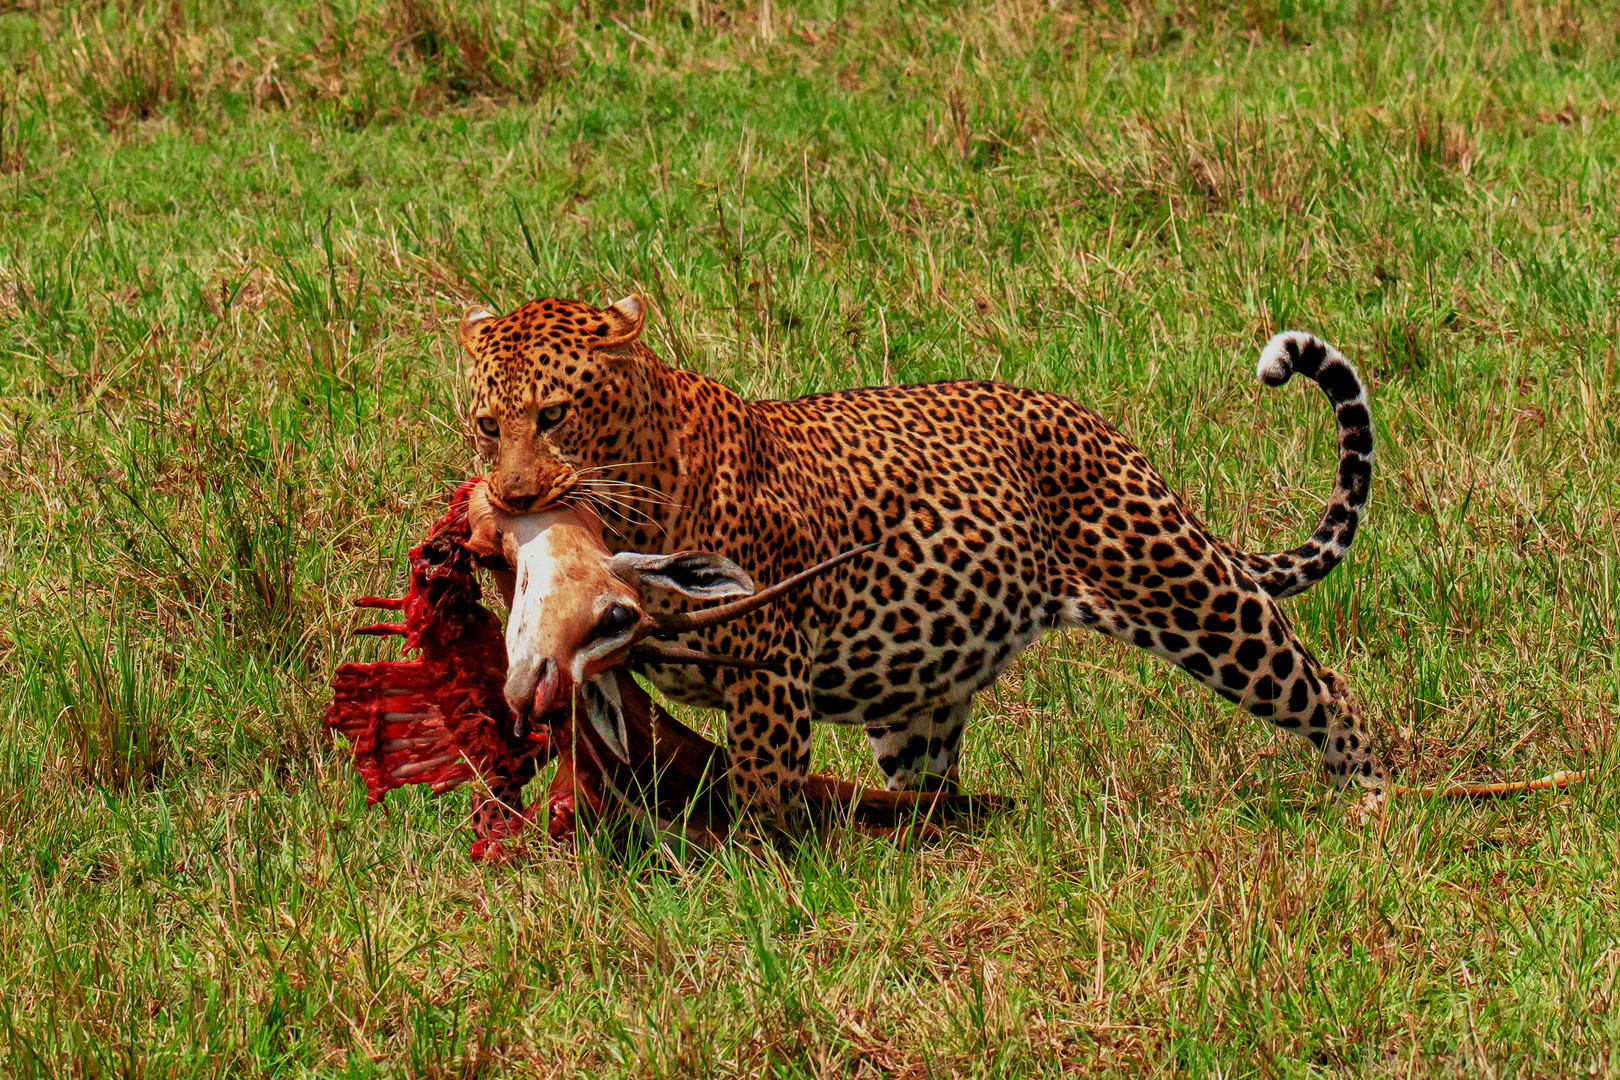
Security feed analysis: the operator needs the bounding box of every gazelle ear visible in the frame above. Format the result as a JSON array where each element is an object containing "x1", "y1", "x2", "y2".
[
  {"x1": 594, "y1": 295, "x2": 646, "y2": 347},
  {"x1": 609, "y1": 551, "x2": 756, "y2": 600},
  {"x1": 459, "y1": 305, "x2": 497, "y2": 355}
]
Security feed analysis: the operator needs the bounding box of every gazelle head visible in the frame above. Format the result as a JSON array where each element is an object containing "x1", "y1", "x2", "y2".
[{"x1": 466, "y1": 485, "x2": 863, "y2": 762}]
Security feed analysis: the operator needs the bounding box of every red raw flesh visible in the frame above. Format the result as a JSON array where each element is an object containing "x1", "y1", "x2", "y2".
[{"x1": 325, "y1": 480, "x2": 551, "y2": 857}]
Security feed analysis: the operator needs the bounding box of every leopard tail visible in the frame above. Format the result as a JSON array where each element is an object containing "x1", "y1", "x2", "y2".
[{"x1": 1238, "y1": 331, "x2": 1374, "y2": 600}]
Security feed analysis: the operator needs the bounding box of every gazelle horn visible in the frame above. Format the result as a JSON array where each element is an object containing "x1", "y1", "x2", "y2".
[
  {"x1": 627, "y1": 643, "x2": 781, "y2": 669},
  {"x1": 650, "y1": 543, "x2": 876, "y2": 634}
]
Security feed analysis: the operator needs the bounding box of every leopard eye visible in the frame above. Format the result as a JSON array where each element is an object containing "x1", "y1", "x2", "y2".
[
  {"x1": 538, "y1": 403, "x2": 567, "y2": 431},
  {"x1": 476, "y1": 417, "x2": 500, "y2": 438}
]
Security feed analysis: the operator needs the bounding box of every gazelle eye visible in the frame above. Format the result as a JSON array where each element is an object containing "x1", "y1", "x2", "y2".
[
  {"x1": 538, "y1": 403, "x2": 567, "y2": 430},
  {"x1": 594, "y1": 603, "x2": 638, "y2": 640},
  {"x1": 476, "y1": 417, "x2": 499, "y2": 438}
]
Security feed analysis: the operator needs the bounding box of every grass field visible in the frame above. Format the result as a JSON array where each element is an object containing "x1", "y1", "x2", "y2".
[{"x1": 2, "y1": 0, "x2": 1619, "y2": 1074}]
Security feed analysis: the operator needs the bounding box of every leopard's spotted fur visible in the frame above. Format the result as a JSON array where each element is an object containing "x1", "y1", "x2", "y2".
[{"x1": 459, "y1": 296, "x2": 1383, "y2": 820}]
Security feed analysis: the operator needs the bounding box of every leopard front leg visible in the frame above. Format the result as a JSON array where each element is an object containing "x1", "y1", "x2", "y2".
[
  {"x1": 723, "y1": 667, "x2": 814, "y2": 832},
  {"x1": 467, "y1": 759, "x2": 540, "y2": 860}
]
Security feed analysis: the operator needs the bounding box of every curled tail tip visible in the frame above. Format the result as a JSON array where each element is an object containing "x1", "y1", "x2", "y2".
[
  {"x1": 1255, "y1": 331, "x2": 1298, "y2": 385},
  {"x1": 1256, "y1": 329, "x2": 1354, "y2": 388}
]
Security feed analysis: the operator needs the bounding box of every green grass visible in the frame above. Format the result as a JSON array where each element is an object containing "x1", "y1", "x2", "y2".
[{"x1": 2, "y1": 0, "x2": 1618, "y2": 1074}]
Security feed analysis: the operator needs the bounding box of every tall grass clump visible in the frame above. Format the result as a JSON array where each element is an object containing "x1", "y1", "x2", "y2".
[{"x1": 51, "y1": 623, "x2": 186, "y2": 793}]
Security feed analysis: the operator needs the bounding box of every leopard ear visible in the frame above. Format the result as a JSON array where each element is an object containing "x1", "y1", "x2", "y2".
[
  {"x1": 459, "y1": 305, "x2": 497, "y2": 356},
  {"x1": 594, "y1": 295, "x2": 646, "y2": 347}
]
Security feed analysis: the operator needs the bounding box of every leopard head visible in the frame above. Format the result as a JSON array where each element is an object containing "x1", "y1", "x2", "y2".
[{"x1": 458, "y1": 295, "x2": 650, "y2": 513}]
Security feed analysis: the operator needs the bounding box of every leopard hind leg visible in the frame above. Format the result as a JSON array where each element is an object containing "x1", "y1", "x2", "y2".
[
  {"x1": 1053, "y1": 573, "x2": 1386, "y2": 794},
  {"x1": 866, "y1": 701, "x2": 970, "y2": 793},
  {"x1": 469, "y1": 762, "x2": 539, "y2": 849}
]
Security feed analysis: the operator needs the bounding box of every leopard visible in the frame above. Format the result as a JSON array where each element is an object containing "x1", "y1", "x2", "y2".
[{"x1": 457, "y1": 294, "x2": 1383, "y2": 826}]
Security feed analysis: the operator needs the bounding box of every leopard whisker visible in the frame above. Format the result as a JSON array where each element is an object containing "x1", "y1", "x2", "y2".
[
  {"x1": 564, "y1": 493, "x2": 630, "y2": 540},
  {"x1": 574, "y1": 477, "x2": 680, "y2": 507},
  {"x1": 564, "y1": 483, "x2": 667, "y2": 538},
  {"x1": 571, "y1": 461, "x2": 660, "y2": 479},
  {"x1": 585, "y1": 491, "x2": 668, "y2": 536},
  {"x1": 574, "y1": 483, "x2": 679, "y2": 507},
  {"x1": 569, "y1": 484, "x2": 648, "y2": 524},
  {"x1": 570, "y1": 464, "x2": 677, "y2": 492},
  {"x1": 587, "y1": 489, "x2": 660, "y2": 522}
]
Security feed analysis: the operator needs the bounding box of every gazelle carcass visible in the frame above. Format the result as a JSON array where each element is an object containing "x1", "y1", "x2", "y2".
[{"x1": 326, "y1": 480, "x2": 1000, "y2": 859}]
